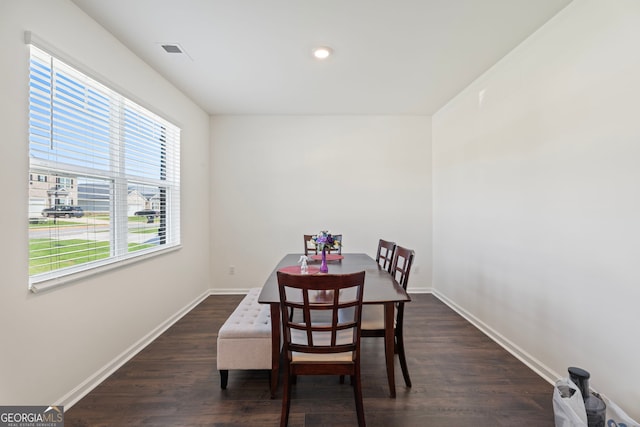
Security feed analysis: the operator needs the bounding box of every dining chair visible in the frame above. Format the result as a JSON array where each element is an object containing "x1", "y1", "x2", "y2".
[
  {"x1": 359, "y1": 245, "x2": 415, "y2": 388},
  {"x1": 375, "y1": 239, "x2": 396, "y2": 273},
  {"x1": 277, "y1": 270, "x2": 367, "y2": 427},
  {"x1": 329, "y1": 234, "x2": 343, "y2": 254},
  {"x1": 303, "y1": 234, "x2": 318, "y2": 256}
]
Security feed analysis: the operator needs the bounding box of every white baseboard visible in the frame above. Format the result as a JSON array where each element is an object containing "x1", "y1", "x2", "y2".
[
  {"x1": 407, "y1": 286, "x2": 433, "y2": 294},
  {"x1": 209, "y1": 288, "x2": 253, "y2": 295},
  {"x1": 432, "y1": 289, "x2": 559, "y2": 386},
  {"x1": 59, "y1": 289, "x2": 211, "y2": 409}
]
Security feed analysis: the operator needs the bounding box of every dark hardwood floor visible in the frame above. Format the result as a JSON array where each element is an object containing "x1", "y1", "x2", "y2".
[{"x1": 65, "y1": 293, "x2": 555, "y2": 426}]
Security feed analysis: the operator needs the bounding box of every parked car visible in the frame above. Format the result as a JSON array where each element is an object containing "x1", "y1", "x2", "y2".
[
  {"x1": 42, "y1": 205, "x2": 84, "y2": 218},
  {"x1": 134, "y1": 209, "x2": 159, "y2": 223},
  {"x1": 134, "y1": 209, "x2": 158, "y2": 217}
]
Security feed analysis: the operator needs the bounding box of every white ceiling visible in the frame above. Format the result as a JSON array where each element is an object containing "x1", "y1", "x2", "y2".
[{"x1": 71, "y1": 0, "x2": 572, "y2": 116}]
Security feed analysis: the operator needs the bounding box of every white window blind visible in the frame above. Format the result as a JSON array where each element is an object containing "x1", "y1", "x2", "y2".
[{"x1": 28, "y1": 45, "x2": 181, "y2": 291}]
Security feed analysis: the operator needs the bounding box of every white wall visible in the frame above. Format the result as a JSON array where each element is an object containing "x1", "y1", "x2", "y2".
[
  {"x1": 0, "y1": 1, "x2": 211, "y2": 406},
  {"x1": 433, "y1": 0, "x2": 640, "y2": 418},
  {"x1": 210, "y1": 115, "x2": 432, "y2": 293}
]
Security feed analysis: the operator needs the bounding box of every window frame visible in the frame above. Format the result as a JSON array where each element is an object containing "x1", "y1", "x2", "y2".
[{"x1": 27, "y1": 33, "x2": 181, "y2": 293}]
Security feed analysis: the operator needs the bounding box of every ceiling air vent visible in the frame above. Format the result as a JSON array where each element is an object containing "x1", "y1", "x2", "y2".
[{"x1": 161, "y1": 44, "x2": 183, "y2": 54}]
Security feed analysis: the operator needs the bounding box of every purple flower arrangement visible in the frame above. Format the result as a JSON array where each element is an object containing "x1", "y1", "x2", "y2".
[{"x1": 312, "y1": 230, "x2": 340, "y2": 252}]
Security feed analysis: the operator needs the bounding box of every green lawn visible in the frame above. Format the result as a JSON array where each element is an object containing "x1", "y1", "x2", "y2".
[
  {"x1": 129, "y1": 215, "x2": 159, "y2": 224},
  {"x1": 29, "y1": 238, "x2": 155, "y2": 275},
  {"x1": 130, "y1": 227, "x2": 159, "y2": 234}
]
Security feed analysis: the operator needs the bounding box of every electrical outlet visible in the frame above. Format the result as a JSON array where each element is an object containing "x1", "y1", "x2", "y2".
[{"x1": 229, "y1": 265, "x2": 235, "y2": 275}]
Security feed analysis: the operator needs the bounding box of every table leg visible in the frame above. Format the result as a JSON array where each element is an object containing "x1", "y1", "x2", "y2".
[
  {"x1": 269, "y1": 303, "x2": 280, "y2": 399},
  {"x1": 384, "y1": 302, "x2": 396, "y2": 398}
]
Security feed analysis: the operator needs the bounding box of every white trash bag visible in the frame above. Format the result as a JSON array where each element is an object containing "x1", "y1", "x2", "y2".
[
  {"x1": 553, "y1": 377, "x2": 588, "y2": 427},
  {"x1": 600, "y1": 394, "x2": 640, "y2": 427}
]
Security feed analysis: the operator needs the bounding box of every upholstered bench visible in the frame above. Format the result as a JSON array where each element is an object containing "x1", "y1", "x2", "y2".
[{"x1": 217, "y1": 288, "x2": 272, "y2": 389}]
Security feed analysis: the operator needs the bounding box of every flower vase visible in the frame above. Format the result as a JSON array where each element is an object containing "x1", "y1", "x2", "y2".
[{"x1": 320, "y1": 248, "x2": 328, "y2": 273}]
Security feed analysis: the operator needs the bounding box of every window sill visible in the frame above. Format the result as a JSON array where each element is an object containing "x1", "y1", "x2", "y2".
[{"x1": 29, "y1": 244, "x2": 183, "y2": 293}]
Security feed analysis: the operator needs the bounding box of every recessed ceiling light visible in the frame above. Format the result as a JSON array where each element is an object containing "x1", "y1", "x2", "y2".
[{"x1": 312, "y1": 46, "x2": 333, "y2": 60}]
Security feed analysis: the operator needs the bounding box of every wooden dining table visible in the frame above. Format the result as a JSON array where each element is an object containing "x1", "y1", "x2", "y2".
[{"x1": 258, "y1": 253, "x2": 411, "y2": 398}]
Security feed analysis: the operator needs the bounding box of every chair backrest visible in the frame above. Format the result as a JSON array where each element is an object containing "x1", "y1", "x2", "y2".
[
  {"x1": 390, "y1": 246, "x2": 414, "y2": 340},
  {"x1": 376, "y1": 239, "x2": 396, "y2": 272},
  {"x1": 277, "y1": 271, "x2": 365, "y2": 357},
  {"x1": 303, "y1": 234, "x2": 318, "y2": 256},
  {"x1": 391, "y1": 246, "x2": 415, "y2": 291},
  {"x1": 329, "y1": 234, "x2": 343, "y2": 254}
]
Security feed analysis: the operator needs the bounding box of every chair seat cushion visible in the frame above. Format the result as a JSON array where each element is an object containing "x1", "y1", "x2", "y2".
[
  {"x1": 340, "y1": 305, "x2": 396, "y2": 331},
  {"x1": 361, "y1": 304, "x2": 385, "y2": 330},
  {"x1": 292, "y1": 351, "x2": 354, "y2": 363}
]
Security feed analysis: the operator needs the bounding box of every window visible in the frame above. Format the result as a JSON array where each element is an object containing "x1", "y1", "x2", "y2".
[
  {"x1": 56, "y1": 176, "x2": 73, "y2": 188},
  {"x1": 28, "y1": 45, "x2": 181, "y2": 291}
]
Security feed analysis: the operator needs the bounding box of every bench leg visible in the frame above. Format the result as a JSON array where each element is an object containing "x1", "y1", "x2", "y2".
[{"x1": 220, "y1": 370, "x2": 229, "y2": 389}]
